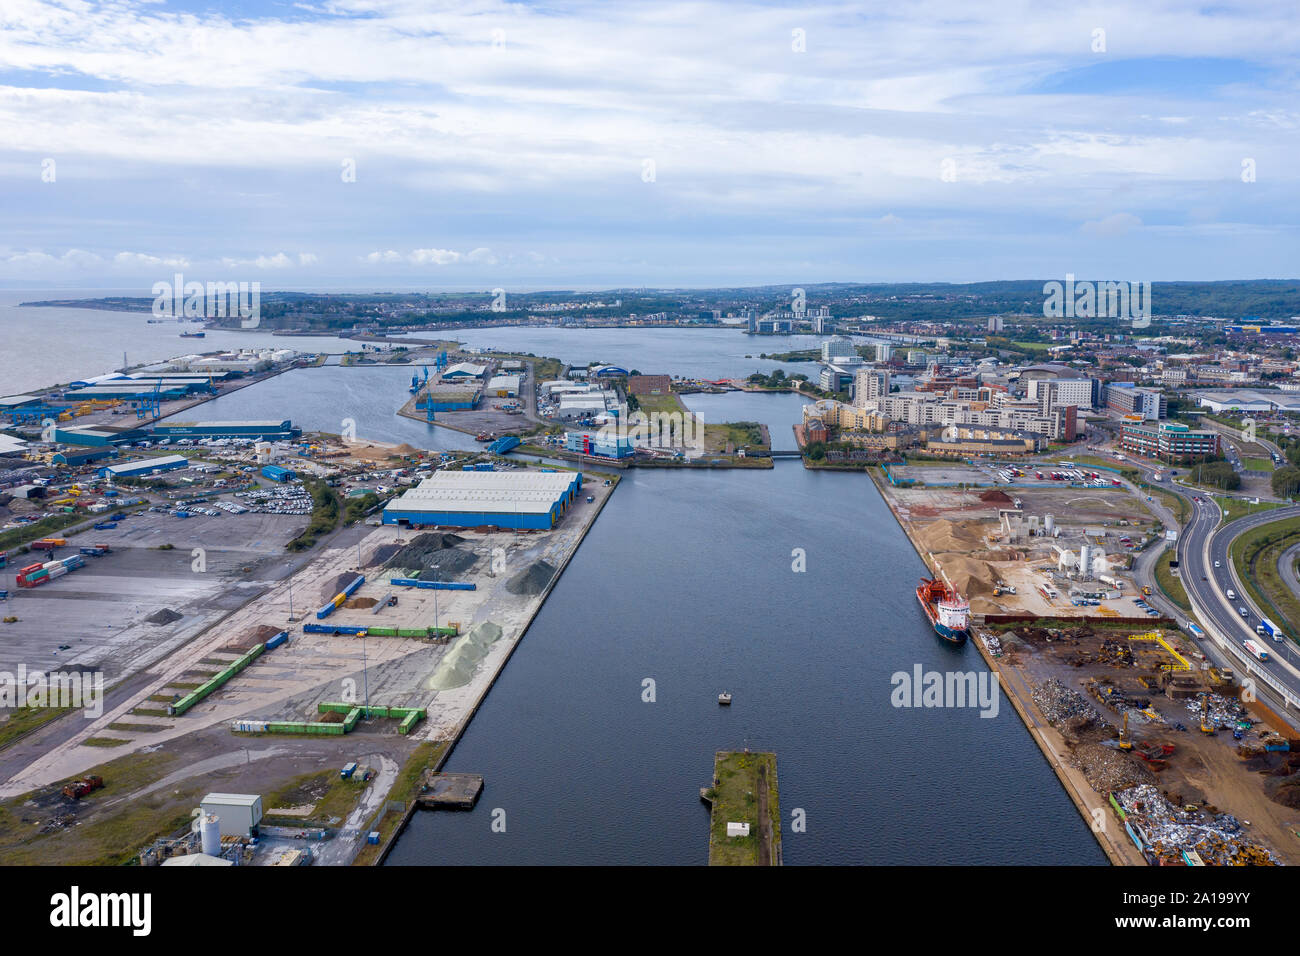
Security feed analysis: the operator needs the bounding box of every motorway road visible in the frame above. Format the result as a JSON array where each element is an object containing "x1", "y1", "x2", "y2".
[{"x1": 1044, "y1": 445, "x2": 1300, "y2": 724}]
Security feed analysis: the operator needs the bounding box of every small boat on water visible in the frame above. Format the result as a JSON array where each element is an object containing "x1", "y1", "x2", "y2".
[
  {"x1": 717, "y1": 692, "x2": 732, "y2": 705},
  {"x1": 179, "y1": 331, "x2": 205, "y2": 338},
  {"x1": 916, "y1": 576, "x2": 970, "y2": 645}
]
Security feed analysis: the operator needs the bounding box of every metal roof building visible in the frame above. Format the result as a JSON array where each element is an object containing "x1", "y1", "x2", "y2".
[
  {"x1": 54, "y1": 423, "x2": 150, "y2": 447},
  {"x1": 486, "y1": 374, "x2": 522, "y2": 397},
  {"x1": 382, "y1": 469, "x2": 582, "y2": 530},
  {"x1": 442, "y1": 362, "x2": 487, "y2": 379},
  {"x1": 99, "y1": 454, "x2": 190, "y2": 478}
]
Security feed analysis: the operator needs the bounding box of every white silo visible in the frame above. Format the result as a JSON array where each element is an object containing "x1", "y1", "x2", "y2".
[
  {"x1": 1078, "y1": 544, "x2": 1091, "y2": 579},
  {"x1": 200, "y1": 813, "x2": 221, "y2": 856},
  {"x1": 1045, "y1": 514, "x2": 1055, "y2": 536}
]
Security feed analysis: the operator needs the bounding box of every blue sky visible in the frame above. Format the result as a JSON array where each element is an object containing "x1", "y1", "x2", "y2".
[{"x1": 0, "y1": 0, "x2": 1296, "y2": 290}]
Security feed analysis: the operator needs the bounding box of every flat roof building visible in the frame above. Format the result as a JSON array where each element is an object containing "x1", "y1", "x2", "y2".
[
  {"x1": 1120, "y1": 421, "x2": 1219, "y2": 462},
  {"x1": 383, "y1": 470, "x2": 581, "y2": 530},
  {"x1": 442, "y1": 362, "x2": 487, "y2": 379},
  {"x1": 486, "y1": 374, "x2": 522, "y2": 397},
  {"x1": 53, "y1": 447, "x2": 118, "y2": 466},
  {"x1": 99, "y1": 454, "x2": 190, "y2": 478},
  {"x1": 54, "y1": 423, "x2": 150, "y2": 447},
  {"x1": 1195, "y1": 388, "x2": 1300, "y2": 415}
]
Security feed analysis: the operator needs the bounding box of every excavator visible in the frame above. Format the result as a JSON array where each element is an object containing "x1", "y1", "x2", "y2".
[
  {"x1": 1199, "y1": 692, "x2": 1216, "y2": 735},
  {"x1": 1118, "y1": 711, "x2": 1133, "y2": 751}
]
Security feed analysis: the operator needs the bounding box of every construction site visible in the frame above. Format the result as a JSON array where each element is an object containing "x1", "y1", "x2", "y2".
[
  {"x1": 886, "y1": 482, "x2": 1165, "y2": 620},
  {"x1": 875, "y1": 471, "x2": 1298, "y2": 866}
]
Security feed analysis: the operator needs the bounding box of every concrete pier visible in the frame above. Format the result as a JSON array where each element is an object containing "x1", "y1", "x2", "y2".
[{"x1": 417, "y1": 772, "x2": 484, "y2": 810}]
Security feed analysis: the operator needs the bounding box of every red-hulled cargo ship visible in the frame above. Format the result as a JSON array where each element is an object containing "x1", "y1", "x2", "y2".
[{"x1": 916, "y1": 577, "x2": 970, "y2": 645}]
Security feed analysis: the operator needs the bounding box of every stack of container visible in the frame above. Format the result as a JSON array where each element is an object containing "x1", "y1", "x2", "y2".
[{"x1": 16, "y1": 554, "x2": 84, "y2": 587}]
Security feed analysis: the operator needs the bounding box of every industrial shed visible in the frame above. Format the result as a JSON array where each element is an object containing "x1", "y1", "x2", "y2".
[
  {"x1": 98, "y1": 454, "x2": 190, "y2": 478},
  {"x1": 54, "y1": 423, "x2": 149, "y2": 447},
  {"x1": 382, "y1": 470, "x2": 581, "y2": 530}
]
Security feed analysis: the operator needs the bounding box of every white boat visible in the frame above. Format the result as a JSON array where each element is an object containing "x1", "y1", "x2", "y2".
[{"x1": 717, "y1": 692, "x2": 732, "y2": 705}]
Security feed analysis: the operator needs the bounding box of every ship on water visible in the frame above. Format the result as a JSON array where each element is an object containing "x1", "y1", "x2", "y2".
[
  {"x1": 179, "y1": 331, "x2": 205, "y2": 338},
  {"x1": 916, "y1": 577, "x2": 970, "y2": 645}
]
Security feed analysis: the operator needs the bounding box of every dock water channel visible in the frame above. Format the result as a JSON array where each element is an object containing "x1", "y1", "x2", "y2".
[{"x1": 19, "y1": 311, "x2": 1106, "y2": 864}]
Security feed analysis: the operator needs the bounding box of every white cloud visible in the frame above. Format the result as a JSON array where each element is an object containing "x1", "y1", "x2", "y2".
[
  {"x1": 362, "y1": 247, "x2": 497, "y2": 267},
  {"x1": 113, "y1": 251, "x2": 190, "y2": 269},
  {"x1": 0, "y1": 1, "x2": 1296, "y2": 281}
]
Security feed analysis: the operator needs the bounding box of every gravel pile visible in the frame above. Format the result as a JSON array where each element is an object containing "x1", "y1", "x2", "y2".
[
  {"x1": 506, "y1": 560, "x2": 557, "y2": 596},
  {"x1": 387, "y1": 533, "x2": 478, "y2": 576}
]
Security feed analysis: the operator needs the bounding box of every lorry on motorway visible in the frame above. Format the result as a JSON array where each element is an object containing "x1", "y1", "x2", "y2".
[
  {"x1": 1243, "y1": 639, "x2": 1270, "y2": 662},
  {"x1": 1187, "y1": 622, "x2": 1205, "y2": 639},
  {"x1": 1257, "y1": 617, "x2": 1284, "y2": 642}
]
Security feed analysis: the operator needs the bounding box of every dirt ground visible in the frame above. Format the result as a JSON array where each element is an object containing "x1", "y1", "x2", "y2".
[
  {"x1": 998, "y1": 622, "x2": 1300, "y2": 864},
  {"x1": 893, "y1": 485, "x2": 1162, "y2": 616}
]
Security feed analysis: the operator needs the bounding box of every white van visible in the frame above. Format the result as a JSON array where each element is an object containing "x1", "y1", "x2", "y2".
[{"x1": 1226, "y1": 588, "x2": 1236, "y2": 601}]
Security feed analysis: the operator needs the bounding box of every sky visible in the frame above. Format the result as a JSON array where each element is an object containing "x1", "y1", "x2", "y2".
[{"x1": 0, "y1": 0, "x2": 1297, "y2": 291}]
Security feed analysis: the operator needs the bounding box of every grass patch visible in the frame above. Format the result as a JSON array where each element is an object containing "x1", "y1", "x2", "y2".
[
  {"x1": 262, "y1": 769, "x2": 368, "y2": 827},
  {"x1": 352, "y1": 739, "x2": 448, "y2": 866},
  {"x1": 130, "y1": 707, "x2": 170, "y2": 718},
  {"x1": 1244, "y1": 457, "x2": 1274, "y2": 472},
  {"x1": 0, "y1": 707, "x2": 72, "y2": 753},
  {"x1": 287, "y1": 477, "x2": 341, "y2": 552},
  {"x1": 107, "y1": 722, "x2": 170, "y2": 734},
  {"x1": 1221, "y1": 499, "x2": 1287, "y2": 523},
  {"x1": 1144, "y1": 485, "x2": 1189, "y2": 526},
  {"x1": 1155, "y1": 549, "x2": 1191, "y2": 614},
  {"x1": 1230, "y1": 515, "x2": 1300, "y2": 637},
  {"x1": 82, "y1": 736, "x2": 130, "y2": 748},
  {"x1": 707, "y1": 750, "x2": 780, "y2": 866},
  {"x1": 0, "y1": 746, "x2": 187, "y2": 865}
]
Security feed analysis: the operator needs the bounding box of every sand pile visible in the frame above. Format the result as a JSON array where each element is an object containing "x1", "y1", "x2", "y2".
[
  {"x1": 916, "y1": 518, "x2": 985, "y2": 553},
  {"x1": 145, "y1": 608, "x2": 182, "y2": 625},
  {"x1": 349, "y1": 442, "x2": 415, "y2": 461},
  {"x1": 934, "y1": 555, "x2": 996, "y2": 599},
  {"x1": 345, "y1": 596, "x2": 378, "y2": 609},
  {"x1": 428, "y1": 622, "x2": 504, "y2": 690},
  {"x1": 506, "y1": 560, "x2": 557, "y2": 596},
  {"x1": 979, "y1": 489, "x2": 1014, "y2": 505}
]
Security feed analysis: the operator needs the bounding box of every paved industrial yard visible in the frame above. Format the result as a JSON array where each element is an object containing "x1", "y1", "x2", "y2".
[
  {"x1": 0, "y1": 511, "x2": 307, "y2": 679},
  {"x1": 0, "y1": 473, "x2": 615, "y2": 817}
]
